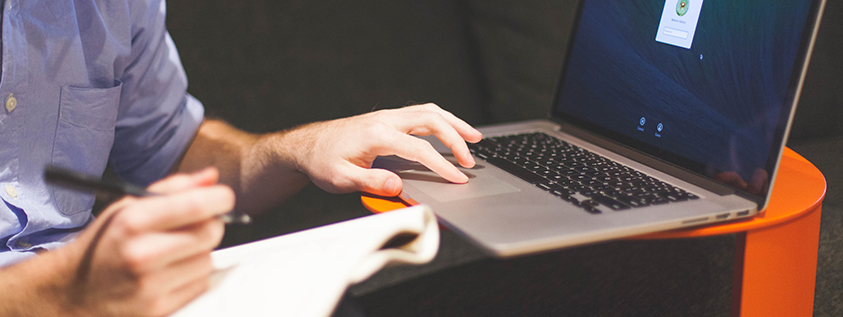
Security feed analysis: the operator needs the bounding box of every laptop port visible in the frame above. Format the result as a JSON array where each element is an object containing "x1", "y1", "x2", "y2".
[
  {"x1": 716, "y1": 213, "x2": 730, "y2": 220},
  {"x1": 736, "y1": 210, "x2": 750, "y2": 217}
]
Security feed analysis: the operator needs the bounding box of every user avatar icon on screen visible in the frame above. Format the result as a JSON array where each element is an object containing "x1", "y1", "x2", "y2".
[{"x1": 676, "y1": 0, "x2": 689, "y2": 16}]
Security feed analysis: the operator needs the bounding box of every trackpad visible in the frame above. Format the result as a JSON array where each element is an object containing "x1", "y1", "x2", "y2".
[
  {"x1": 399, "y1": 169, "x2": 521, "y2": 203},
  {"x1": 374, "y1": 155, "x2": 521, "y2": 202}
]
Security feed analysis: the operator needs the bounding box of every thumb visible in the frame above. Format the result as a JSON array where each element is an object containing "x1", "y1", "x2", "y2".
[{"x1": 346, "y1": 167, "x2": 403, "y2": 197}]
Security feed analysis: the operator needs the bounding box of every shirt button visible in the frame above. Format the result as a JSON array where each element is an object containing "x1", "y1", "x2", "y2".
[
  {"x1": 5, "y1": 184, "x2": 18, "y2": 198},
  {"x1": 5, "y1": 93, "x2": 17, "y2": 112}
]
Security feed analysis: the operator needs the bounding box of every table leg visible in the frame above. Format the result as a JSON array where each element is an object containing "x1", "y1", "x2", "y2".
[{"x1": 732, "y1": 205, "x2": 822, "y2": 317}]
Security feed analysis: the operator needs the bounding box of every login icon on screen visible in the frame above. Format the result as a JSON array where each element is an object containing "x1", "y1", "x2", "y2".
[{"x1": 656, "y1": 0, "x2": 704, "y2": 49}]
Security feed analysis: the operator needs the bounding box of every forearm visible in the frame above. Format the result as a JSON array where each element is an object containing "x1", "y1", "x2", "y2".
[
  {"x1": 0, "y1": 251, "x2": 76, "y2": 316},
  {"x1": 177, "y1": 119, "x2": 311, "y2": 215}
]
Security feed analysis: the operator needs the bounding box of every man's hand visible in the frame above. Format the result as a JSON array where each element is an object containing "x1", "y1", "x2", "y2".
[
  {"x1": 0, "y1": 168, "x2": 234, "y2": 317},
  {"x1": 66, "y1": 168, "x2": 233, "y2": 316},
  {"x1": 285, "y1": 103, "x2": 483, "y2": 196}
]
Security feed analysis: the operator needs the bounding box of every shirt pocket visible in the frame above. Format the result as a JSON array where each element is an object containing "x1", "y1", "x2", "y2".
[{"x1": 51, "y1": 80, "x2": 123, "y2": 215}]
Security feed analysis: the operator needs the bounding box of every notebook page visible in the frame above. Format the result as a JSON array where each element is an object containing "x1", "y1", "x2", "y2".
[{"x1": 171, "y1": 205, "x2": 438, "y2": 317}]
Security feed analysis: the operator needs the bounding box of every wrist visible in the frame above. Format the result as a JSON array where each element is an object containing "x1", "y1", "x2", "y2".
[
  {"x1": 0, "y1": 247, "x2": 81, "y2": 316},
  {"x1": 269, "y1": 121, "x2": 326, "y2": 176}
]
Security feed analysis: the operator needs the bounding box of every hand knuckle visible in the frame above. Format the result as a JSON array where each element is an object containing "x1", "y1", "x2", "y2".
[
  {"x1": 113, "y1": 210, "x2": 143, "y2": 236},
  {"x1": 418, "y1": 111, "x2": 437, "y2": 122},
  {"x1": 369, "y1": 120, "x2": 390, "y2": 132},
  {"x1": 416, "y1": 140, "x2": 439, "y2": 160},
  {"x1": 368, "y1": 110, "x2": 391, "y2": 124},
  {"x1": 202, "y1": 221, "x2": 225, "y2": 246},
  {"x1": 422, "y1": 103, "x2": 441, "y2": 111},
  {"x1": 181, "y1": 193, "x2": 207, "y2": 218},
  {"x1": 440, "y1": 138, "x2": 457, "y2": 149},
  {"x1": 370, "y1": 109, "x2": 387, "y2": 119},
  {"x1": 121, "y1": 245, "x2": 150, "y2": 275}
]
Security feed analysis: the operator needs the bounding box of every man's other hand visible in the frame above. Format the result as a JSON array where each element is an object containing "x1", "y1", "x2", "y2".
[{"x1": 60, "y1": 168, "x2": 233, "y2": 316}]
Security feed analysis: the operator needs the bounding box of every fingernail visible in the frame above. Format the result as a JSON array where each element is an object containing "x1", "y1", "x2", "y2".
[
  {"x1": 457, "y1": 172, "x2": 469, "y2": 183},
  {"x1": 384, "y1": 178, "x2": 399, "y2": 196}
]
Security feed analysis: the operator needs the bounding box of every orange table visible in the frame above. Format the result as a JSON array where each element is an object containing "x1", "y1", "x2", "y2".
[{"x1": 362, "y1": 148, "x2": 826, "y2": 317}]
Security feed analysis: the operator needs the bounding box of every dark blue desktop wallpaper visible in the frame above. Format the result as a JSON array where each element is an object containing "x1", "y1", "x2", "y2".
[{"x1": 555, "y1": 0, "x2": 814, "y2": 195}]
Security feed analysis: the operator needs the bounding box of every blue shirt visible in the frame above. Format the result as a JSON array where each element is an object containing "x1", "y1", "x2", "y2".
[{"x1": 0, "y1": 0, "x2": 204, "y2": 267}]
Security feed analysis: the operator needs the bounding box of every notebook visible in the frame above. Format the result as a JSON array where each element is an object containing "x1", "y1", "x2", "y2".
[
  {"x1": 374, "y1": 0, "x2": 827, "y2": 257},
  {"x1": 172, "y1": 205, "x2": 439, "y2": 317}
]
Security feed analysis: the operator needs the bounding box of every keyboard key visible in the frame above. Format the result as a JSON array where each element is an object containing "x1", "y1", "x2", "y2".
[
  {"x1": 578, "y1": 189, "x2": 599, "y2": 197},
  {"x1": 650, "y1": 198, "x2": 671, "y2": 205},
  {"x1": 581, "y1": 199, "x2": 599, "y2": 208},
  {"x1": 656, "y1": 192, "x2": 689, "y2": 202},
  {"x1": 601, "y1": 189, "x2": 624, "y2": 197},
  {"x1": 485, "y1": 156, "x2": 546, "y2": 184},
  {"x1": 584, "y1": 206, "x2": 603, "y2": 214},
  {"x1": 536, "y1": 183, "x2": 553, "y2": 191},
  {"x1": 551, "y1": 188, "x2": 575, "y2": 197},
  {"x1": 547, "y1": 173, "x2": 566, "y2": 182},
  {"x1": 591, "y1": 194, "x2": 631, "y2": 210},
  {"x1": 476, "y1": 138, "x2": 500, "y2": 149},
  {"x1": 614, "y1": 195, "x2": 650, "y2": 208},
  {"x1": 560, "y1": 195, "x2": 582, "y2": 206}
]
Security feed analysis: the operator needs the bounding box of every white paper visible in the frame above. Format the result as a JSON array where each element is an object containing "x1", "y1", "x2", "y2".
[{"x1": 171, "y1": 205, "x2": 438, "y2": 317}]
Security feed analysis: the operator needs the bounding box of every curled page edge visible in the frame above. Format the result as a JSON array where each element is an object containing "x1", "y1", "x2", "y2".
[{"x1": 347, "y1": 204, "x2": 439, "y2": 284}]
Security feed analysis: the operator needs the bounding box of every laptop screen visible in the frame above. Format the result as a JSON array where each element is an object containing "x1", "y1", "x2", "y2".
[{"x1": 553, "y1": 0, "x2": 822, "y2": 200}]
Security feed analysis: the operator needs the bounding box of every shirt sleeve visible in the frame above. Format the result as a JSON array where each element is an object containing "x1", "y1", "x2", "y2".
[{"x1": 108, "y1": 0, "x2": 205, "y2": 186}]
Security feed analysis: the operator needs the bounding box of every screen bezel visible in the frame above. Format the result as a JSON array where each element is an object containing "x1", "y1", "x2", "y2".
[{"x1": 548, "y1": 0, "x2": 827, "y2": 207}]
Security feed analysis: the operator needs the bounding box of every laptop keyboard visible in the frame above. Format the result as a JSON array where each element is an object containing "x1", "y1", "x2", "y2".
[{"x1": 467, "y1": 132, "x2": 698, "y2": 214}]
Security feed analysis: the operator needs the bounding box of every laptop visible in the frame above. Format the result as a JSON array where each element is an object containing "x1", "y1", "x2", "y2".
[{"x1": 374, "y1": 0, "x2": 827, "y2": 257}]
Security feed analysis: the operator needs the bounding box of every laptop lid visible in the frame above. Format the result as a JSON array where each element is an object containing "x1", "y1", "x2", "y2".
[{"x1": 550, "y1": 0, "x2": 826, "y2": 210}]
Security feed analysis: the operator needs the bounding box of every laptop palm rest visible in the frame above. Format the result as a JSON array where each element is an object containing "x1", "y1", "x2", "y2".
[{"x1": 374, "y1": 156, "x2": 521, "y2": 203}]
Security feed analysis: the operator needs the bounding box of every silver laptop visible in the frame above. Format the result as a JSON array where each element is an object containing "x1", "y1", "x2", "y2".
[{"x1": 375, "y1": 0, "x2": 827, "y2": 257}]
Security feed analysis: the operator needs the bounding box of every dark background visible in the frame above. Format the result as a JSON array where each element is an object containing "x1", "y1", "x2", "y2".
[{"x1": 166, "y1": 0, "x2": 842, "y2": 315}]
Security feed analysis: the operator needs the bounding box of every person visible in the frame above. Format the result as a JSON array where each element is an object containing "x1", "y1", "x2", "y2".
[{"x1": 0, "y1": 0, "x2": 481, "y2": 315}]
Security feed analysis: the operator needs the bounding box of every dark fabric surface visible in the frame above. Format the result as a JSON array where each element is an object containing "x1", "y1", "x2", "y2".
[
  {"x1": 356, "y1": 236, "x2": 735, "y2": 317},
  {"x1": 167, "y1": 0, "x2": 487, "y2": 132},
  {"x1": 789, "y1": 0, "x2": 843, "y2": 141},
  {"x1": 789, "y1": 137, "x2": 843, "y2": 316},
  {"x1": 461, "y1": 0, "x2": 578, "y2": 124}
]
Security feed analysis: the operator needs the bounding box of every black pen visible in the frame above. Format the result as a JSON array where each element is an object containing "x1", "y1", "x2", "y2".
[{"x1": 44, "y1": 165, "x2": 251, "y2": 224}]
